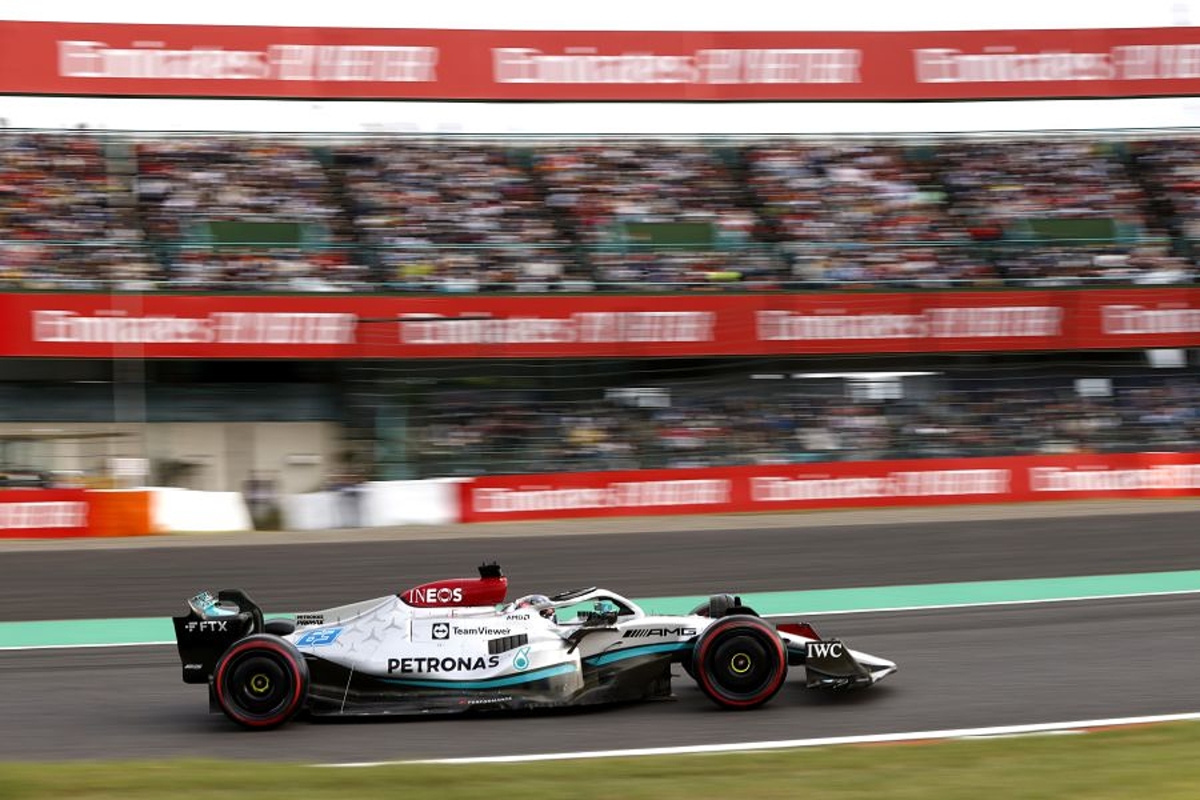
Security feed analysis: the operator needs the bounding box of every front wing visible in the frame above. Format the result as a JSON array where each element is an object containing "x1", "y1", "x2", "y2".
[{"x1": 777, "y1": 628, "x2": 898, "y2": 689}]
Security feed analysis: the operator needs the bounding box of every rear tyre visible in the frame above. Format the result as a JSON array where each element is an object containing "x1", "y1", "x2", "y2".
[
  {"x1": 692, "y1": 616, "x2": 787, "y2": 710},
  {"x1": 213, "y1": 634, "x2": 309, "y2": 729},
  {"x1": 264, "y1": 619, "x2": 296, "y2": 636},
  {"x1": 688, "y1": 593, "x2": 737, "y2": 619}
]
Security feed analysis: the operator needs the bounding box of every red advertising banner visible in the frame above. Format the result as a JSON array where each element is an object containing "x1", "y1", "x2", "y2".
[
  {"x1": 459, "y1": 452, "x2": 1200, "y2": 522},
  {"x1": 0, "y1": 288, "x2": 1194, "y2": 359},
  {"x1": 0, "y1": 489, "x2": 90, "y2": 538},
  {"x1": 0, "y1": 22, "x2": 1199, "y2": 101}
]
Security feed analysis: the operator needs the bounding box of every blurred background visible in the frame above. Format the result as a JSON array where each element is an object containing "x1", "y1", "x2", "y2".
[
  {"x1": 3, "y1": 2, "x2": 1200, "y2": 785},
  {"x1": 0, "y1": 1, "x2": 1194, "y2": 530}
]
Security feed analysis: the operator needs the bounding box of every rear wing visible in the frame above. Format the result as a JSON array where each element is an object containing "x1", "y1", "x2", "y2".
[{"x1": 172, "y1": 589, "x2": 264, "y2": 684}]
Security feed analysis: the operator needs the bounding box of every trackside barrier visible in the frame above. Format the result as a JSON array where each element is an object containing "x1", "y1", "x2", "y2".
[
  {"x1": 86, "y1": 489, "x2": 154, "y2": 537},
  {"x1": 0, "y1": 488, "x2": 91, "y2": 538},
  {"x1": 458, "y1": 452, "x2": 1200, "y2": 523},
  {"x1": 280, "y1": 490, "x2": 343, "y2": 531},
  {"x1": 280, "y1": 479, "x2": 463, "y2": 530},
  {"x1": 148, "y1": 487, "x2": 253, "y2": 533},
  {"x1": 0, "y1": 488, "x2": 156, "y2": 539},
  {"x1": 360, "y1": 479, "x2": 464, "y2": 527}
]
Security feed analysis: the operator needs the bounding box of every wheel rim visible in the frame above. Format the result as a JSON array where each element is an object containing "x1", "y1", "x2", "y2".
[
  {"x1": 707, "y1": 631, "x2": 776, "y2": 699},
  {"x1": 225, "y1": 652, "x2": 294, "y2": 720}
]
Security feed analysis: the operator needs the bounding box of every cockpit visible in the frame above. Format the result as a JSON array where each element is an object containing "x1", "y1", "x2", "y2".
[
  {"x1": 510, "y1": 593, "x2": 557, "y2": 619},
  {"x1": 505, "y1": 589, "x2": 642, "y2": 627}
]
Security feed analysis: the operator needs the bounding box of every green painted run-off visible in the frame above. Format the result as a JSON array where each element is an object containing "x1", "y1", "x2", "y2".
[{"x1": 3, "y1": 569, "x2": 1200, "y2": 650}]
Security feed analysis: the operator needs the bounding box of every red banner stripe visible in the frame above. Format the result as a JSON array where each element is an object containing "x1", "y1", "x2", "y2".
[
  {"x1": 1, "y1": 23, "x2": 1199, "y2": 101},
  {"x1": 2, "y1": 288, "x2": 1195, "y2": 358},
  {"x1": 0, "y1": 489, "x2": 90, "y2": 538},
  {"x1": 459, "y1": 452, "x2": 1200, "y2": 522}
]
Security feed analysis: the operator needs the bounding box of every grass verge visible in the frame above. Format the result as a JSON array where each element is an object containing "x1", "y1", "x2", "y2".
[{"x1": 2, "y1": 721, "x2": 1200, "y2": 799}]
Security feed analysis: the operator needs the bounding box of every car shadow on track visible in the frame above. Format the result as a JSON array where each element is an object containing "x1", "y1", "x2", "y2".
[{"x1": 302, "y1": 698, "x2": 646, "y2": 726}]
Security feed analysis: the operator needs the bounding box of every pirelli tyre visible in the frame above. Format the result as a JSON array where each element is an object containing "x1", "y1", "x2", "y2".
[
  {"x1": 688, "y1": 593, "x2": 737, "y2": 619},
  {"x1": 212, "y1": 634, "x2": 309, "y2": 729},
  {"x1": 681, "y1": 594, "x2": 737, "y2": 679},
  {"x1": 692, "y1": 616, "x2": 787, "y2": 710}
]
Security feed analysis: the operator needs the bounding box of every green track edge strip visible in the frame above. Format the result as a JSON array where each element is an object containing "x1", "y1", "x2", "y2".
[{"x1": 3, "y1": 569, "x2": 1199, "y2": 650}]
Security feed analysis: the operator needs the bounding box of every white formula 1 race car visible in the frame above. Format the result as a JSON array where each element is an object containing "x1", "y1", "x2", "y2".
[{"x1": 173, "y1": 564, "x2": 896, "y2": 728}]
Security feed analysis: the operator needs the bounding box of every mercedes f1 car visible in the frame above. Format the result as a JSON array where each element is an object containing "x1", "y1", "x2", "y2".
[{"x1": 173, "y1": 564, "x2": 896, "y2": 729}]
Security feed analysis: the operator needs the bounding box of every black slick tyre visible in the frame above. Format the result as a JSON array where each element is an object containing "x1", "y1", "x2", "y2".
[
  {"x1": 212, "y1": 634, "x2": 309, "y2": 729},
  {"x1": 687, "y1": 593, "x2": 737, "y2": 619},
  {"x1": 692, "y1": 615, "x2": 787, "y2": 710}
]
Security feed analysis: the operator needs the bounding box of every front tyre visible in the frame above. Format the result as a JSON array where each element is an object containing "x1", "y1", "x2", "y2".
[
  {"x1": 693, "y1": 616, "x2": 787, "y2": 710},
  {"x1": 213, "y1": 634, "x2": 309, "y2": 729}
]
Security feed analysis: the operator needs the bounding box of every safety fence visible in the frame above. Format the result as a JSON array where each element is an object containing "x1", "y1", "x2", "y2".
[
  {"x1": 0, "y1": 487, "x2": 250, "y2": 538},
  {"x1": 9, "y1": 450, "x2": 1197, "y2": 537}
]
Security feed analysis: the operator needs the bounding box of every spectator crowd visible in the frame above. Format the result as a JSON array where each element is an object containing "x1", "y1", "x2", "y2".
[
  {"x1": 0, "y1": 132, "x2": 1194, "y2": 292},
  {"x1": 0, "y1": 132, "x2": 1193, "y2": 485},
  {"x1": 135, "y1": 138, "x2": 369, "y2": 292},
  {"x1": 404, "y1": 371, "x2": 1200, "y2": 478},
  {"x1": 337, "y1": 142, "x2": 579, "y2": 292}
]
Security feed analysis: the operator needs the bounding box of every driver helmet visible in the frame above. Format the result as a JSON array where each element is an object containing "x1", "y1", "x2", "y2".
[{"x1": 515, "y1": 594, "x2": 556, "y2": 619}]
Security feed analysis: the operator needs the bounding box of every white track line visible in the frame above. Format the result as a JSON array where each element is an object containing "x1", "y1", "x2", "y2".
[
  {"x1": 320, "y1": 712, "x2": 1200, "y2": 767},
  {"x1": 761, "y1": 587, "x2": 1200, "y2": 618}
]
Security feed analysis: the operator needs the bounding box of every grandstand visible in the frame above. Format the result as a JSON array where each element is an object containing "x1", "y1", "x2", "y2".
[
  {"x1": 0, "y1": 132, "x2": 1196, "y2": 292},
  {"x1": 0, "y1": 7, "x2": 1192, "y2": 519},
  {"x1": 0, "y1": 129, "x2": 1195, "y2": 495}
]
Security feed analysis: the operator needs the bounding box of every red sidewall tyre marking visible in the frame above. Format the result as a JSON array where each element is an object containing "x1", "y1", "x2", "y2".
[{"x1": 214, "y1": 638, "x2": 306, "y2": 729}]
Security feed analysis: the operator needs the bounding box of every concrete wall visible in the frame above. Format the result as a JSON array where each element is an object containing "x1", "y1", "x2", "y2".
[
  {"x1": 280, "y1": 479, "x2": 463, "y2": 530},
  {"x1": 150, "y1": 487, "x2": 254, "y2": 533}
]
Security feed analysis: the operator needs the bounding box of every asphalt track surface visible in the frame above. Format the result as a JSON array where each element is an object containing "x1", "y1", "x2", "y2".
[{"x1": 2, "y1": 501, "x2": 1200, "y2": 762}]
